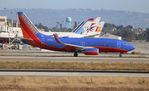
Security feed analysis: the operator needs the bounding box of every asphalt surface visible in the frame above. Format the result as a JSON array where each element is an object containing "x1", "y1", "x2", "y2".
[
  {"x1": 0, "y1": 50, "x2": 149, "y2": 64},
  {"x1": 0, "y1": 54, "x2": 149, "y2": 63},
  {"x1": 0, "y1": 71, "x2": 148, "y2": 77}
]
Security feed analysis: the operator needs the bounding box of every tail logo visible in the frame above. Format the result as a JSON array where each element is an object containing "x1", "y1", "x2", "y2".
[
  {"x1": 19, "y1": 13, "x2": 38, "y2": 34},
  {"x1": 95, "y1": 25, "x2": 101, "y2": 32},
  {"x1": 87, "y1": 23, "x2": 96, "y2": 33}
]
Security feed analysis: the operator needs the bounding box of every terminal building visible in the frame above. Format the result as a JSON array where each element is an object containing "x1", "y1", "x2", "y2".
[
  {"x1": 0, "y1": 16, "x2": 23, "y2": 49},
  {"x1": 0, "y1": 16, "x2": 22, "y2": 43},
  {"x1": 0, "y1": 16, "x2": 7, "y2": 31}
]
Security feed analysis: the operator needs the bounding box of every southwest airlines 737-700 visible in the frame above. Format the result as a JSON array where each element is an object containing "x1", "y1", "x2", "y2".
[{"x1": 18, "y1": 12, "x2": 135, "y2": 57}]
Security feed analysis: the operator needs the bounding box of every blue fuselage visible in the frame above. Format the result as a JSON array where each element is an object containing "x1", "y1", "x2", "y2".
[{"x1": 32, "y1": 33, "x2": 135, "y2": 53}]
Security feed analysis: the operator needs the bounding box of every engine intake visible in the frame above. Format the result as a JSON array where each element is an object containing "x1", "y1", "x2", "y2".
[{"x1": 83, "y1": 48, "x2": 99, "y2": 55}]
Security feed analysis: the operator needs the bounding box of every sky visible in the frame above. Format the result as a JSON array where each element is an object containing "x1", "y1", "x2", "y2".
[{"x1": 0, "y1": 0, "x2": 149, "y2": 13}]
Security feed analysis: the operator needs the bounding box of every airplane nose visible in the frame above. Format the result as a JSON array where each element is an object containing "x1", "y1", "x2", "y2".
[
  {"x1": 128, "y1": 44, "x2": 135, "y2": 51},
  {"x1": 121, "y1": 41, "x2": 135, "y2": 52}
]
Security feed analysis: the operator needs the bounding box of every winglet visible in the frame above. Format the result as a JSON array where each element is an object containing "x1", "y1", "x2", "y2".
[{"x1": 53, "y1": 34, "x2": 63, "y2": 44}]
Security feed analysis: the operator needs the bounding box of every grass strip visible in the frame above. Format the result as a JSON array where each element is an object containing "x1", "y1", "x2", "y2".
[
  {"x1": 0, "y1": 61, "x2": 148, "y2": 71},
  {"x1": 0, "y1": 76, "x2": 148, "y2": 91}
]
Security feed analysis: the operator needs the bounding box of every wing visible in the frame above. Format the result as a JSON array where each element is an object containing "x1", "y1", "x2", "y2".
[{"x1": 53, "y1": 33, "x2": 92, "y2": 50}]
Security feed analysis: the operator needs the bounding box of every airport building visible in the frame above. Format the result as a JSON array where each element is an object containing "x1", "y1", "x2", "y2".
[
  {"x1": 0, "y1": 16, "x2": 7, "y2": 32},
  {"x1": 0, "y1": 16, "x2": 22, "y2": 43},
  {"x1": 0, "y1": 16, "x2": 23, "y2": 49}
]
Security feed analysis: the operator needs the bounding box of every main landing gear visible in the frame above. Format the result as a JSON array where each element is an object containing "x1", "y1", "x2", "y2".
[
  {"x1": 74, "y1": 51, "x2": 78, "y2": 57},
  {"x1": 119, "y1": 53, "x2": 122, "y2": 57}
]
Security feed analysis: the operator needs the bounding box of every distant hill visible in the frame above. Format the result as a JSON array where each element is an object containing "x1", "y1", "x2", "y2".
[{"x1": 0, "y1": 9, "x2": 149, "y2": 28}]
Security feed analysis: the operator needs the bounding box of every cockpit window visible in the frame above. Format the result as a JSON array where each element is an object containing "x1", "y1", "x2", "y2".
[{"x1": 123, "y1": 42, "x2": 129, "y2": 45}]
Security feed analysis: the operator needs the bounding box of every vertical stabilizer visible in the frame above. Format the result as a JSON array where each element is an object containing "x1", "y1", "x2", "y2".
[{"x1": 17, "y1": 12, "x2": 42, "y2": 46}]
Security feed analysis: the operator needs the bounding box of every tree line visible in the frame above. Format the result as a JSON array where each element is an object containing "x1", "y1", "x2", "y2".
[
  {"x1": 103, "y1": 23, "x2": 149, "y2": 41},
  {"x1": 35, "y1": 23, "x2": 149, "y2": 42}
]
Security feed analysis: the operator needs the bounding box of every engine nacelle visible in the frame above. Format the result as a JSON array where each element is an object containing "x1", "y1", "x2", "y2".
[{"x1": 83, "y1": 48, "x2": 99, "y2": 55}]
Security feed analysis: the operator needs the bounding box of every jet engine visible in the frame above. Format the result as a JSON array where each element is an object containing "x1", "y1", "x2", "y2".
[{"x1": 83, "y1": 48, "x2": 99, "y2": 55}]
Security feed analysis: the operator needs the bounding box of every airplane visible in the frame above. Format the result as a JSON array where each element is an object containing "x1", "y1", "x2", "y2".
[
  {"x1": 39, "y1": 17, "x2": 104, "y2": 38},
  {"x1": 18, "y1": 12, "x2": 135, "y2": 57}
]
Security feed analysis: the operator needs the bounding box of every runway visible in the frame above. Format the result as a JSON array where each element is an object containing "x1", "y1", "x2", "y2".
[
  {"x1": 0, "y1": 56, "x2": 149, "y2": 63},
  {"x1": 0, "y1": 51, "x2": 149, "y2": 63},
  {"x1": 0, "y1": 69, "x2": 148, "y2": 77}
]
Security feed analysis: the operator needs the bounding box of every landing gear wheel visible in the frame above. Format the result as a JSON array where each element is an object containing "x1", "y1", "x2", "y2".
[
  {"x1": 119, "y1": 53, "x2": 122, "y2": 57},
  {"x1": 74, "y1": 51, "x2": 78, "y2": 57}
]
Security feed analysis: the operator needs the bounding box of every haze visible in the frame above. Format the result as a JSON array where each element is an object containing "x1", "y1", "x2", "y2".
[{"x1": 0, "y1": 0, "x2": 149, "y2": 13}]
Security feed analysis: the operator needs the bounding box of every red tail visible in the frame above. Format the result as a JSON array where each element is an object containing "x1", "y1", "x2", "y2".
[{"x1": 18, "y1": 12, "x2": 41, "y2": 46}]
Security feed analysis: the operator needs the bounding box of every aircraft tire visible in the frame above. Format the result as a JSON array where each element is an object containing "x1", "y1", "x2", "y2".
[
  {"x1": 119, "y1": 53, "x2": 122, "y2": 57},
  {"x1": 74, "y1": 51, "x2": 78, "y2": 57}
]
